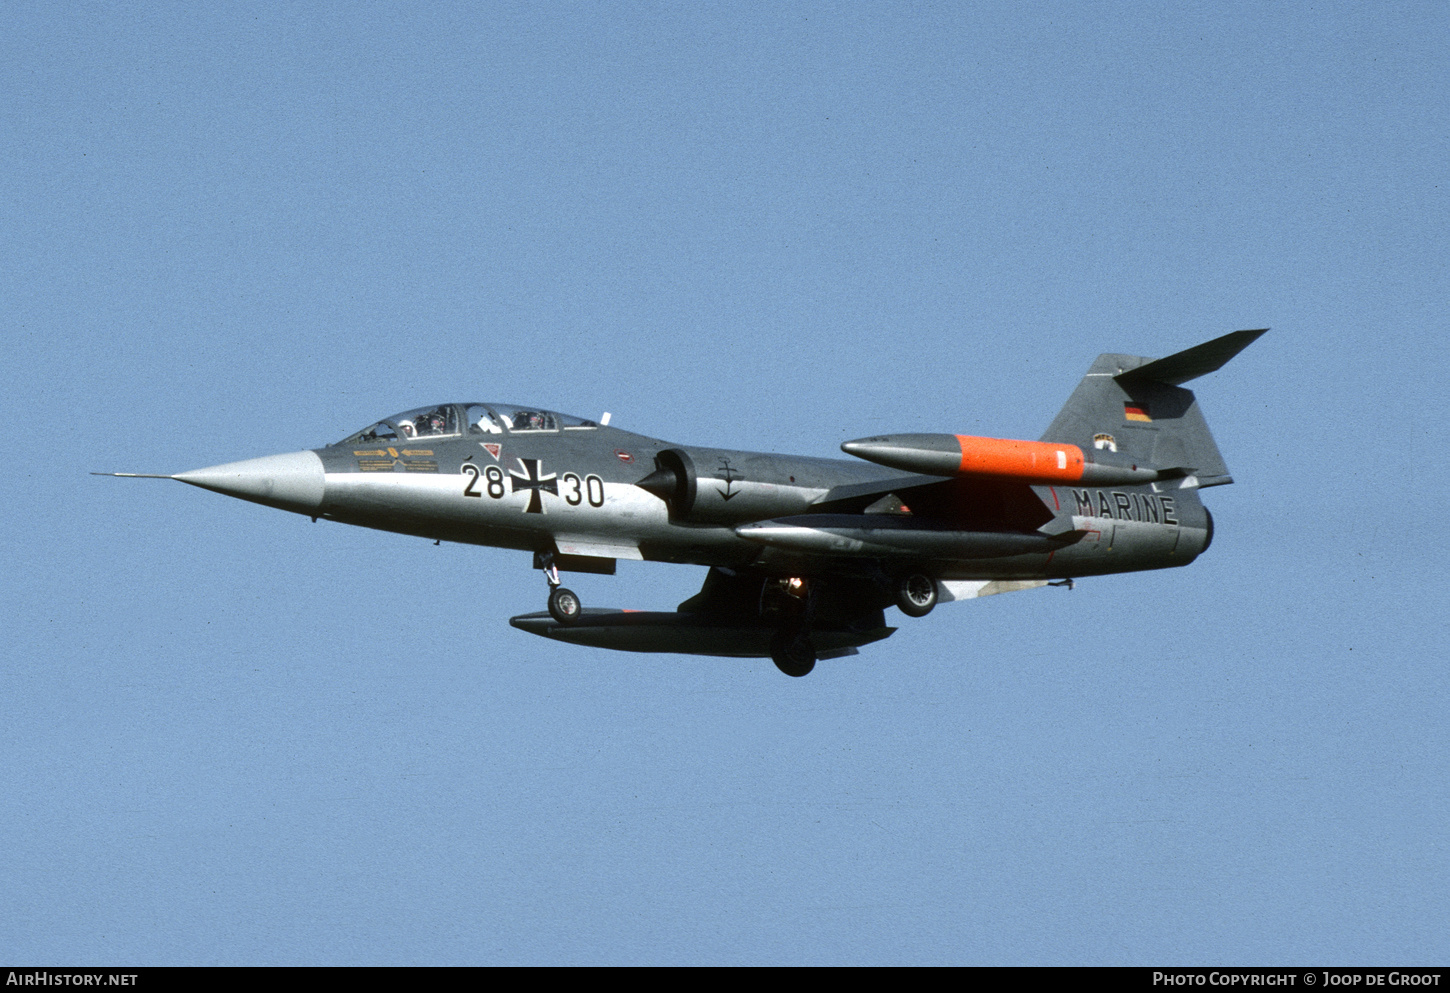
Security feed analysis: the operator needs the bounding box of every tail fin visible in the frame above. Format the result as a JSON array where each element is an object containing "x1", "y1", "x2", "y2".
[{"x1": 1038, "y1": 329, "x2": 1266, "y2": 487}]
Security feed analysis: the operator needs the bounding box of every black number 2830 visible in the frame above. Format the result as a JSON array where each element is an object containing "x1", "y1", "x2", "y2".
[{"x1": 462, "y1": 465, "x2": 602, "y2": 507}]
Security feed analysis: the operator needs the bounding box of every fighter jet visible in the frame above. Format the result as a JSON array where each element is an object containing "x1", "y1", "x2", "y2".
[{"x1": 99, "y1": 329, "x2": 1265, "y2": 676}]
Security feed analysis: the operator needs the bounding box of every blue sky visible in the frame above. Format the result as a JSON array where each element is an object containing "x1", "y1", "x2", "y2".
[{"x1": 3, "y1": 2, "x2": 1446, "y2": 965}]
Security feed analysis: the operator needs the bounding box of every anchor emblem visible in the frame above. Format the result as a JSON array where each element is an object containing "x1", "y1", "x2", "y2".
[{"x1": 717, "y1": 458, "x2": 741, "y2": 502}]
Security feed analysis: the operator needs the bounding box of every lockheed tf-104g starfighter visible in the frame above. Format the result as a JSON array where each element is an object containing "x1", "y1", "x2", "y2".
[{"x1": 101, "y1": 329, "x2": 1265, "y2": 676}]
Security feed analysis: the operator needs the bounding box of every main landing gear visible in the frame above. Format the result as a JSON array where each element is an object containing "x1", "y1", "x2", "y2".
[
  {"x1": 540, "y1": 554, "x2": 582, "y2": 625},
  {"x1": 770, "y1": 628, "x2": 816, "y2": 678},
  {"x1": 763, "y1": 576, "x2": 817, "y2": 677},
  {"x1": 894, "y1": 572, "x2": 938, "y2": 618}
]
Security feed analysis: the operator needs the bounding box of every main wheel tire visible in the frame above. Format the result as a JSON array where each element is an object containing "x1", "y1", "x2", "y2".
[
  {"x1": 770, "y1": 629, "x2": 816, "y2": 677},
  {"x1": 548, "y1": 587, "x2": 583, "y2": 625},
  {"x1": 895, "y1": 573, "x2": 938, "y2": 617}
]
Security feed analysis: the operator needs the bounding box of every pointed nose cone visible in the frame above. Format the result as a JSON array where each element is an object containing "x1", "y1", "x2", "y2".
[{"x1": 174, "y1": 450, "x2": 325, "y2": 515}]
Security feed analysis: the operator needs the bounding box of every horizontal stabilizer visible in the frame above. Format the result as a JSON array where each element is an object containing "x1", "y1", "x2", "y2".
[{"x1": 1116, "y1": 328, "x2": 1268, "y2": 386}]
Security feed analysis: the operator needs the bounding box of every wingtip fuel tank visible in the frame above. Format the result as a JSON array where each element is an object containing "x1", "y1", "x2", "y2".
[
  {"x1": 509, "y1": 608, "x2": 895, "y2": 658},
  {"x1": 841, "y1": 434, "x2": 1160, "y2": 486}
]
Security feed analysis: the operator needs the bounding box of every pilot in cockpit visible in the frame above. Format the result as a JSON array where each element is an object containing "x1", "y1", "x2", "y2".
[{"x1": 416, "y1": 408, "x2": 449, "y2": 436}]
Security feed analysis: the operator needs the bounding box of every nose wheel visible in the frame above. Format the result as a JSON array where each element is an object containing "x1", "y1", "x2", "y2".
[
  {"x1": 548, "y1": 586, "x2": 582, "y2": 624},
  {"x1": 540, "y1": 553, "x2": 583, "y2": 625}
]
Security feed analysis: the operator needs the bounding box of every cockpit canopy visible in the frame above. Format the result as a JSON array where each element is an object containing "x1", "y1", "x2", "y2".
[{"x1": 339, "y1": 403, "x2": 599, "y2": 446}]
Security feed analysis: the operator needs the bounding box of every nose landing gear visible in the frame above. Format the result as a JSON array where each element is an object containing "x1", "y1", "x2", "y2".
[
  {"x1": 548, "y1": 586, "x2": 582, "y2": 624},
  {"x1": 540, "y1": 553, "x2": 582, "y2": 625}
]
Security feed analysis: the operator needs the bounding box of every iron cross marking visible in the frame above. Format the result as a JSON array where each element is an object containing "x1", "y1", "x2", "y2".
[{"x1": 510, "y1": 458, "x2": 558, "y2": 513}]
